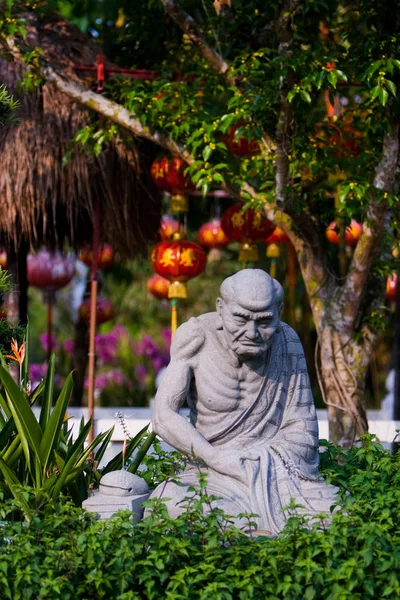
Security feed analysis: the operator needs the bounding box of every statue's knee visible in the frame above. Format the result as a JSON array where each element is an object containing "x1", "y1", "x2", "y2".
[{"x1": 145, "y1": 479, "x2": 189, "y2": 519}]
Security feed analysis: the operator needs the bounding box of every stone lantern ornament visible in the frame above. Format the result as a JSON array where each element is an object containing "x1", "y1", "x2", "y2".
[{"x1": 27, "y1": 250, "x2": 75, "y2": 358}]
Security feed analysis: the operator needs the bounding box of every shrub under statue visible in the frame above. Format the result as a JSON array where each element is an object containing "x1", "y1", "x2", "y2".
[{"x1": 149, "y1": 269, "x2": 338, "y2": 534}]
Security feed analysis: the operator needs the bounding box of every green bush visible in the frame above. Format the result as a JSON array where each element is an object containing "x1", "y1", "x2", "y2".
[{"x1": 1, "y1": 435, "x2": 400, "y2": 599}]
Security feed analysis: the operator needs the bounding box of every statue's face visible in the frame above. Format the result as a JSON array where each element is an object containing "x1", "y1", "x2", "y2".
[{"x1": 217, "y1": 299, "x2": 281, "y2": 360}]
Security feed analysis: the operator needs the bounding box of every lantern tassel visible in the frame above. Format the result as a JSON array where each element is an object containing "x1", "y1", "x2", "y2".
[
  {"x1": 171, "y1": 299, "x2": 178, "y2": 335},
  {"x1": 168, "y1": 281, "x2": 187, "y2": 299}
]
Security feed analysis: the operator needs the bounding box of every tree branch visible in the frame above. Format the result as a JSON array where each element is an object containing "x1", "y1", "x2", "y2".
[
  {"x1": 341, "y1": 118, "x2": 399, "y2": 333},
  {"x1": 271, "y1": 0, "x2": 333, "y2": 326},
  {"x1": 5, "y1": 35, "x2": 193, "y2": 161},
  {"x1": 161, "y1": 0, "x2": 238, "y2": 86}
]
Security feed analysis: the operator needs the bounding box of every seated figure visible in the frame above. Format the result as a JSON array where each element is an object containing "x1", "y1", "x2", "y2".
[{"x1": 150, "y1": 269, "x2": 338, "y2": 534}]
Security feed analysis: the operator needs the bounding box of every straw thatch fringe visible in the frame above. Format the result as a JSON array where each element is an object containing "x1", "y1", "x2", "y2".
[{"x1": 0, "y1": 11, "x2": 161, "y2": 257}]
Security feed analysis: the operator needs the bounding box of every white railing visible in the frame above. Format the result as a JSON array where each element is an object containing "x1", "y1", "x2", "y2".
[{"x1": 55, "y1": 407, "x2": 400, "y2": 466}]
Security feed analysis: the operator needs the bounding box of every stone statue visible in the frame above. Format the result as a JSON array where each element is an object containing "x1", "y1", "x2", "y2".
[
  {"x1": 150, "y1": 269, "x2": 338, "y2": 534},
  {"x1": 83, "y1": 470, "x2": 150, "y2": 521}
]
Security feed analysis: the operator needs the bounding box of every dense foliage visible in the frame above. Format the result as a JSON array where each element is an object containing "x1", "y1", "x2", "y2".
[{"x1": 0, "y1": 435, "x2": 400, "y2": 599}]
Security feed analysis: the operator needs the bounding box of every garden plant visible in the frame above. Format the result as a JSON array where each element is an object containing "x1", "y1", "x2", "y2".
[{"x1": 0, "y1": 434, "x2": 399, "y2": 599}]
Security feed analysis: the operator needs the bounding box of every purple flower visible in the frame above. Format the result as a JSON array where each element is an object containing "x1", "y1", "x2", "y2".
[
  {"x1": 39, "y1": 333, "x2": 58, "y2": 353},
  {"x1": 29, "y1": 363, "x2": 48, "y2": 383},
  {"x1": 64, "y1": 340, "x2": 75, "y2": 354},
  {"x1": 107, "y1": 369, "x2": 125, "y2": 386}
]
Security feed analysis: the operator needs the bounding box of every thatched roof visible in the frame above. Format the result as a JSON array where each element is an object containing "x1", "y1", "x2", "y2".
[{"x1": 0, "y1": 12, "x2": 161, "y2": 257}]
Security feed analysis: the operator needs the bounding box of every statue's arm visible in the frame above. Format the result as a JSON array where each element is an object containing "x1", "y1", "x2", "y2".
[{"x1": 152, "y1": 320, "x2": 216, "y2": 464}]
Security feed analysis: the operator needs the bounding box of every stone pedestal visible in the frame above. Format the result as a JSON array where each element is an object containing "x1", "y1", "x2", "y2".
[{"x1": 83, "y1": 491, "x2": 150, "y2": 521}]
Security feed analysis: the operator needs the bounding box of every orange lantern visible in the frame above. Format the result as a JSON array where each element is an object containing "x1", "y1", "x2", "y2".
[
  {"x1": 78, "y1": 297, "x2": 115, "y2": 324},
  {"x1": 386, "y1": 274, "x2": 398, "y2": 302},
  {"x1": 79, "y1": 244, "x2": 114, "y2": 269},
  {"x1": 151, "y1": 239, "x2": 207, "y2": 299},
  {"x1": 151, "y1": 156, "x2": 195, "y2": 213},
  {"x1": 198, "y1": 219, "x2": 230, "y2": 249},
  {"x1": 159, "y1": 215, "x2": 180, "y2": 241},
  {"x1": 221, "y1": 203, "x2": 274, "y2": 262},
  {"x1": 0, "y1": 248, "x2": 7, "y2": 270},
  {"x1": 147, "y1": 274, "x2": 170, "y2": 300},
  {"x1": 326, "y1": 220, "x2": 363, "y2": 246},
  {"x1": 220, "y1": 120, "x2": 260, "y2": 157}
]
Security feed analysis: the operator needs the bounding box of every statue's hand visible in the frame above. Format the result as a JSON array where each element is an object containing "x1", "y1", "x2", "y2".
[{"x1": 207, "y1": 448, "x2": 260, "y2": 485}]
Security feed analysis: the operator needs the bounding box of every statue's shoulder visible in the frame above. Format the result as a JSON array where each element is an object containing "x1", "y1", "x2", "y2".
[
  {"x1": 280, "y1": 322, "x2": 304, "y2": 353},
  {"x1": 280, "y1": 322, "x2": 307, "y2": 369},
  {"x1": 171, "y1": 313, "x2": 215, "y2": 360}
]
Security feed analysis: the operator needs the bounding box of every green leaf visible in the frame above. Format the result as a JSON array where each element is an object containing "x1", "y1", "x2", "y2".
[
  {"x1": 0, "y1": 365, "x2": 42, "y2": 464},
  {"x1": 102, "y1": 423, "x2": 149, "y2": 474},
  {"x1": 315, "y1": 70, "x2": 326, "y2": 90},
  {"x1": 327, "y1": 71, "x2": 338, "y2": 88},
  {"x1": 338, "y1": 184, "x2": 350, "y2": 204},
  {"x1": 386, "y1": 80, "x2": 397, "y2": 96},
  {"x1": 128, "y1": 431, "x2": 155, "y2": 474},
  {"x1": 39, "y1": 372, "x2": 73, "y2": 474},
  {"x1": 378, "y1": 87, "x2": 389, "y2": 106},
  {"x1": 335, "y1": 69, "x2": 348, "y2": 82},
  {"x1": 300, "y1": 90, "x2": 311, "y2": 103},
  {"x1": 0, "y1": 457, "x2": 32, "y2": 518},
  {"x1": 202, "y1": 146, "x2": 212, "y2": 161},
  {"x1": 94, "y1": 426, "x2": 114, "y2": 466},
  {"x1": 39, "y1": 353, "x2": 55, "y2": 430},
  {"x1": 370, "y1": 85, "x2": 381, "y2": 99}
]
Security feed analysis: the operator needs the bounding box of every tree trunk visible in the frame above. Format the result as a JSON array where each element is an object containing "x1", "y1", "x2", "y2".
[{"x1": 318, "y1": 325, "x2": 368, "y2": 446}]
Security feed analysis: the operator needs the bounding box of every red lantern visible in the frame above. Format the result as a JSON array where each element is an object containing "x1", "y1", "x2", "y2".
[
  {"x1": 326, "y1": 220, "x2": 363, "y2": 246},
  {"x1": 159, "y1": 215, "x2": 180, "y2": 241},
  {"x1": 151, "y1": 156, "x2": 195, "y2": 213},
  {"x1": 78, "y1": 297, "x2": 115, "y2": 324},
  {"x1": 0, "y1": 248, "x2": 7, "y2": 270},
  {"x1": 221, "y1": 203, "x2": 274, "y2": 262},
  {"x1": 220, "y1": 121, "x2": 260, "y2": 157},
  {"x1": 386, "y1": 274, "x2": 398, "y2": 301},
  {"x1": 79, "y1": 244, "x2": 114, "y2": 269},
  {"x1": 151, "y1": 239, "x2": 207, "y2": 298},
  {"x1": 147, "y1": 274, "x2": 170, "y2": 300},
  {"x1": 27, "y1": 251, "x2": 75, "y2": 290},
  {"x1": 265, "y1": 227, "x2": 289, "y2": 245},
  {"x1": 315, "y1": 122, "x2": 362, "y2": 158},
  {"x1": 198, "y1": 219, "x2": 230, "y2": 249}
]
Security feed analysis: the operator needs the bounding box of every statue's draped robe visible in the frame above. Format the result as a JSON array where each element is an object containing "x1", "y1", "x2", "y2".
[{"x1": 154, "y1": 314, "x2": 338, "y2": 534}]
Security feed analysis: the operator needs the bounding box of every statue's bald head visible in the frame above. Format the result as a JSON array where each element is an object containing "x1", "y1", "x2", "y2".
[{"x1": 220, "y1": 269, "x2": 283, "y2": 312}]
